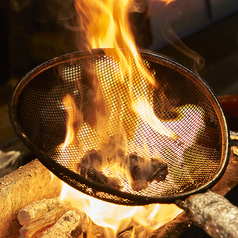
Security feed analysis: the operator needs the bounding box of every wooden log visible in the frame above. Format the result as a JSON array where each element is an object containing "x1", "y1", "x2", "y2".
[
  {"x1": 19, "y1": 235, "x2": 27, "y2": 238},
  {"x1": 179, "y1": 190, "x2": 238, "y2": 238},
  {"x1": 20, "y1": 205, "x2": 68, "y2": 238},
  {"x1": 20, "y1": 225, "x2": 54, "y2": 238},
  {"x1": 39, "y1": 210, "x2": 87, "y2": 238},
  {"x1": 0, "y1": 159, "x2": 62, "y2": 238},
  {"x1": 18, "y1": 197, "x2": 61, "y2": 226},
  {"x1": 148, "y1": 212, "x2": 190, "y2": 238}
]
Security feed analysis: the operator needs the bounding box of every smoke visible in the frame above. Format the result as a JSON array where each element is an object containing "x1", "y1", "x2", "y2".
[
  {"x1": 9, "y1": 0, "x2": 205, "y2": 72},
  {"x1": 10, "y1": 0, "x2": 78, "y2": 30},
  {"x1": 161, "y1": 20, "x2": 205, "y2": 73},
  {"x1": 10, "y1": 0, "x2": 31, "y2": 12}
]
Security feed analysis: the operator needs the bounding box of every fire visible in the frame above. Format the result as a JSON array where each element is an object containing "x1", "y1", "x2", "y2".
[
  {"x1": 55, "y1": 0, "x2": 203, "y2": 236},
  {"x1": 62, "y1": 94, "x2": 79, "y2": 150},
  {"x1": 60, "y1": 181, "x2": 182, "y2": 236},
  {"x1": 74, "y1": 0, "x2": 156, "y2": 87}
]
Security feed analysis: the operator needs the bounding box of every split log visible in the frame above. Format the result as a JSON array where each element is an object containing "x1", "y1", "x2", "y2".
[
  {"x1": 39, "y1": 210, "x2": 86, "y2": 238},
  {"x1": 18, "y1": 197, "x2": 61, "y2": 226},
  {"x1": 19, "y1": 204, "x2": 68, "y2": 238}
]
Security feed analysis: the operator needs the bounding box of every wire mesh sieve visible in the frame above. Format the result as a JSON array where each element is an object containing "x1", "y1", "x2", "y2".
[{"x1": 9, "y1": 49, "x2": 230, "y2": 205}]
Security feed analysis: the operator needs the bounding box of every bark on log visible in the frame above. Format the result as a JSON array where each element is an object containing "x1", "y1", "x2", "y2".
[
  {"x1": 20, "y1": 205, "x2": 68, "y2": 238},
  {"x1": 18, "y1": 197, "x2": 61, "y2": 226},
  {"x1": 179, "y1": 190, "x2": 238, "y2": 238},
  {"x1": 31, "y1": 225, "x2": 53, "y2": 238}
]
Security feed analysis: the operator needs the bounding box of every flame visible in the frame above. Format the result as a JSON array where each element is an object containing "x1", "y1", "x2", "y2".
[
  {"x1": 132, "y1": 97, "x2": 177, "y2": 139},
  {"x1": 74, "y1": 0, "x2": 156, "y2": 87},
  {"x1": 62, "y1": 94, "x2": 82, "y2": 150},
  {"x1": 60, "y1": 181, "x2": 182, "y2": 236},
  {"x1": 55, "y1": 0, "x2": 195, "y2": 236}
]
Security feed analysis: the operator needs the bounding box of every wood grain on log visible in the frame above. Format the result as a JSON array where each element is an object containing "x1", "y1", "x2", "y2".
[
  {"x1": 18, "y1": 197, "x2": 61, "y2": 226},
  {"x1": 20, "y1": 204, "x2": 68, "y2": 237}
]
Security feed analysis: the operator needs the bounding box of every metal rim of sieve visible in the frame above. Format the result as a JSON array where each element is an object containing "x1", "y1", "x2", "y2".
[{"x1": 9, "y1": 49, "x2": 230, "y2": 205}]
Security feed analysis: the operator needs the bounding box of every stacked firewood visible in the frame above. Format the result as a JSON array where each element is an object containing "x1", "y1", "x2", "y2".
[{"x1": 18, "y1": 197, "x2": 88, "y2": 238}]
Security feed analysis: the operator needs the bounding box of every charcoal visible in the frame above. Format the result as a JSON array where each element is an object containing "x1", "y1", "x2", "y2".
[
  {"x1": 129, "y1": 154, "x2": 142, "y2": 181},
  {"x1": 77, "y1": 150, "x2": 122, "y2": 190},
  {"x1": 148, "y1": 158, "x2": 168, "y2": 182},
  {"x1": 78, "y1": 164, "x2": 122, "y2": 189},
  {"x1": 128, "y1": 154, "x2": 147, "y2": 191},
  {"x1": 77, "y1": 147, "x2": 168, "y2": 192},
  {"x1": 128, "y1": 154, "x2": 168, "y2": 191},
  {"x1": 131, "y1": 179, "x2": 148, "y2": 191},
  {"x1": 85, "y1": 167, "x2": 107, "y2": 184},
  {"x1": 80, "y1": 149, "x2": 103, "y2": 170}
]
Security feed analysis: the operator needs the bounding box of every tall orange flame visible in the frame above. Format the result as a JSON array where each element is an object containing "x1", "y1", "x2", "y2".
[
  {"x1": 57, "y1": 0, "x2": 187, "y2": 236},
  {"x1": 74, "y1": 0, "x2": 156, "y2": 87}
]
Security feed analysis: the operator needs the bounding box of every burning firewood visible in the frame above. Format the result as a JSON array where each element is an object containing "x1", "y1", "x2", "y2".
[
  {"x1": 18, "y1": 197, "x2": 61, "y2": 226},
  {"x1": 18, "y1": 196, "x2": 183, "y2": 238},
  {"x1": 17, "y1": 197, "x2": 107, "y2": 238},
  {"x1": 117, "y1": 225, "x2": 148, "y2": 238},
  {"x1": 83, "y1": 223, "x2": 105, "y2": 237},
  {"x1": 19, "y1": 203, "x2": 68, "y2": 237}
]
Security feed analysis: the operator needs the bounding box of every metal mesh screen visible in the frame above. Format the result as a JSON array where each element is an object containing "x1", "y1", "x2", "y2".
[{"x1": 10, "y1": 49, "x2": 229, "y2": 205}]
